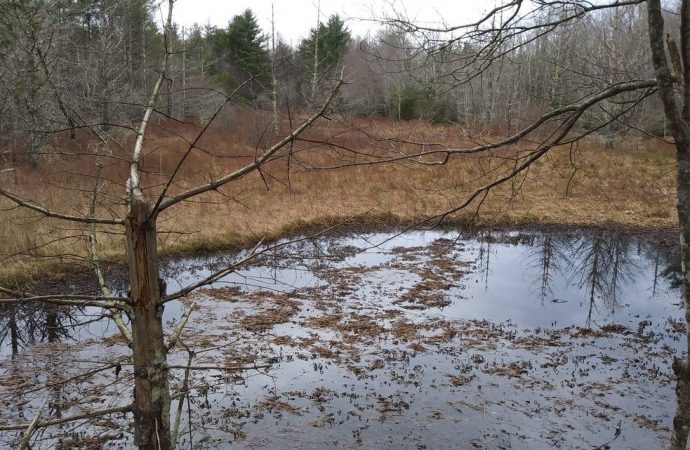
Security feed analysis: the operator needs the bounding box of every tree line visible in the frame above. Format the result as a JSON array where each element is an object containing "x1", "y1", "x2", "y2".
[
  {"x1": 0, "y1": 0, "x2": 665, "y2": 170},
  {"x1": 0, "y1": 1, "x2": 353, "y2": 166}
]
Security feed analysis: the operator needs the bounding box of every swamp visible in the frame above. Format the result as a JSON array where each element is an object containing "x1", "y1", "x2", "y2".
[
  {"x1": 3, "y1": 0, "x2": 690, "y2": 448},
  {"x1": 0, "y1": 227, "x2": 683, "y2": 448}
]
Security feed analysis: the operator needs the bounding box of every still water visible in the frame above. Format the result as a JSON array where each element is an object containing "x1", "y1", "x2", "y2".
[{"x1": 0, "y1": 228, "x2": 684, "y2": 449}]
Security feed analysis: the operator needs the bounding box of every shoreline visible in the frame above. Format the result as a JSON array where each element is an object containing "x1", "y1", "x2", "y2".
[{"x1": 10, "y1": 214, "x2": 679, "y2": 294}]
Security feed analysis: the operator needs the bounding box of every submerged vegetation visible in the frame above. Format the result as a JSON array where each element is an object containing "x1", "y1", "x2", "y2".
[{"x1": 0, "y1": 229, "x2": 682, "y2": 448}]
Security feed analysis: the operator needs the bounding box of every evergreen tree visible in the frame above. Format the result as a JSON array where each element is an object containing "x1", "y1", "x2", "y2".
[
  {"x1": 209, "y1": 9, "x2": 269, "y2": 99},
  {"x1": 299, "y1": 14, "x2": 351, "y2": 73}
]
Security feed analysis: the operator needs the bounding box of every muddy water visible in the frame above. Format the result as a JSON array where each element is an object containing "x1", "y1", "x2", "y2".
[{"x1": 0, "y1": 229, "x2": 684, "y2": 449}]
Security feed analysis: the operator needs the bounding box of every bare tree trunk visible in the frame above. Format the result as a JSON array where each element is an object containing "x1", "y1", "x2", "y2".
[
  {"x1": 181, "y1": 26, "x2": 186, "y2": 121},
  {"x1": 9, "y1": 311, "x2": 18, "y2": 357},
  {"x1": 35, "y1": 47, "x2": 76, "y2": 140},
  {"x1": 27, "y1": 56, "x2": 39, "y2": 168},
  {"x1": 311, "y1": 0, "x2": 321, "y2": 108},
  {"x1": 125, "y1": 199, "x2": 171, "y2": 450},
  {"x1": 142, "y1": 19, "x2": 147, "y2": 91},
  {"x1": 125, "y1": 3, "x2": 174, "y2": 445},
  {"x1": 165, "y1": 64, "x2": 173, "y2": 118},
  {"x1": 666, "y1": 86, "x2": 689, "y2": 450},
  {"x1": 101, "y1": 84, "x2": 110, "y2": 133},
  {"x1": 673, "y1": 147, "x2": 690, "y2": 450},
  {"x1": 271, "y1": 5, "x2": 279, "y2": 135},
  {"x1": 128, "y1": 12, "x2": 133, "y2": 80},
  {"x1": 11, "y1": 149, "x2": 17, "y2": 185},
  {"x1": 647, "y1": 1, "x2": 690, "y2": 448},
  {"x1": 28, "y1": 130, "x2": 39, "y2": 168},
  {"x1": 46, "y1": 308, "x2": 58, "y2": 343}
]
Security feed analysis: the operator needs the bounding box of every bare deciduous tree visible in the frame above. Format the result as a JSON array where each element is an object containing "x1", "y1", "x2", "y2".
[
  {"x1": 0, "y1": 1, "x2": 344, "y2": 448},
  {"x1": 1, "y1": 0, "x2": 689, "y2": 448}
]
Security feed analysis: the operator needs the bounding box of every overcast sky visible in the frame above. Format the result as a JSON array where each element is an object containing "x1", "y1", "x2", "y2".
[{"x1": 165, "y1": 0, "x2": 487, "y2": 46}]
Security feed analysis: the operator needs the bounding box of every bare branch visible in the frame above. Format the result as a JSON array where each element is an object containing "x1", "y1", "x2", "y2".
[
  {"x1": 166, "y1": 303, "x2": 195, "y2": 351},
  {"x1": 0, "y1": 405, "x2": 131, "y2": 432},
  {"x1": 157, "y1": 73, "x2": 346, "y2": 212},
  {"x1": 171, "y1": 344, "x2": 193, "y2": 449},
  {"x1": 166, "y1": 363, "x2": 271, "y2": 371},
  {"x1": 306, "y1": 79, "x2": 656, "y2": 171},
  {"x1": 0, "y1": 186, "x2": 123, "y2": 225},
  {"x1": 18, "y1": 408, "x2": 41, "y2": 450},
  {"x1": 163, "y1": 238, "x2": 265, "y2": 303},
  {"x1": 127, "y1": 0, "x2": 175, "y2": 204},
  {"x1": 87, "y1": 162, "x2": 133, "y2": 344},
  {"x1": 383, "y1": 0, "x2": 644, "y2": 34},
  {"x1": 148, "y1": 76, "x2": 259, "y2": 218},
  {"x1": 0, "y1": 285, "x2": 127, "y2": 309}
]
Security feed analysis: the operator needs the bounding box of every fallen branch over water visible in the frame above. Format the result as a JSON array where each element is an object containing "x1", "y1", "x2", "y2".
[{"x1": 0, "y1": 405, "x2": 131, "y2": 431}]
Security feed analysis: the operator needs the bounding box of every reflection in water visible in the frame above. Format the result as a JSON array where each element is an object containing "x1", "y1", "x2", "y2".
[
  {"x1": 0, "y1": 304, "x2": 85, "y2": 428},
  {"x1": 474, "y1": 230, "x2": 679, "y2": 327},
  {"x1": 566, "y1": 233, "x2": 638, "y2": 326},
  {"x1": 526, "y1": 234, "x2": 569, "y2": 304},
  {"x1": 2, "y1": 229, "x2": 681, "y2": 357},
  {"x1": 575, "y1": 234, "x2": 631, "y2": 320},
  {"x1": 0, "y1": 303, "x2": 83, "y2": 357},
  {"x1": 0, "y1": 228, "x2": 684, "y2": 449},
  {"x1": 477, "y1": 231, "x2": 492, "y2": 291}
]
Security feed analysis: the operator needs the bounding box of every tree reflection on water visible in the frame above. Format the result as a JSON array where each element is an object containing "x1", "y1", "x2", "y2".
[{"x1": 0, "y1": 303, "x2": 84, "y2": 357}]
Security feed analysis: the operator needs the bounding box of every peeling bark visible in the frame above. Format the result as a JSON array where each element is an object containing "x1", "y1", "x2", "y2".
[{"x1": 126, "y1": 199, "x2": 171, "y2": 450}]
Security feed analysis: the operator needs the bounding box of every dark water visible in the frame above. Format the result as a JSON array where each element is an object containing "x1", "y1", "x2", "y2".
[{"x1": 0, "y1": 228, "x2": 684, "y2": 449}]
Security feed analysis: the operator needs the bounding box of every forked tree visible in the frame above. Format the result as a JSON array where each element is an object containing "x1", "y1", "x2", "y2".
[{"x1": 0, "y1": 1, "x2": 343, "y2": 449}]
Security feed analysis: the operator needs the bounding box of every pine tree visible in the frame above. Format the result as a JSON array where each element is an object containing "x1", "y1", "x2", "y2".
[
  {"x1": 299, "y1": 14, "x2": 351, "y2": 74},
  {"x1": 209, "y1": 9, "x2": 269, "y2": 99}
]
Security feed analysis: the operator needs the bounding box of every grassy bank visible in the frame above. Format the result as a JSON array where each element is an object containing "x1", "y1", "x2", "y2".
[{"x1": 0, "y1": 115, "x2": 678, "y2": 284}]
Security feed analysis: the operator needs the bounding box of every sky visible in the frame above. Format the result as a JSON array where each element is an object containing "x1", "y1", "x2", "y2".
[{"x1": 164, "y1": 0, "x2": 487, "y2": 46}]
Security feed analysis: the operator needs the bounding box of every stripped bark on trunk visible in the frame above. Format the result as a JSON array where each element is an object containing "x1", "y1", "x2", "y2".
[{"x1": 126, "y1": 200, "x2": 170, "y2": 450}]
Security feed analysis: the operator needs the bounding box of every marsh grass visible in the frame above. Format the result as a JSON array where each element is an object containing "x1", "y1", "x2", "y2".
[{"x1": 0, "y1": 112, "x2": 677, "y2": 284}]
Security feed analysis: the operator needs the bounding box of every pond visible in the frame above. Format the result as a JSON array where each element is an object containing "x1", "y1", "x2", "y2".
[{"x1": 0, "y1": 228, "x2": 684, "y2": 449}]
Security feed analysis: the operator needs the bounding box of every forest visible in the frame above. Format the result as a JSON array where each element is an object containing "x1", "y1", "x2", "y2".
[{"x1": 0, "y1": 0, "x2": 689, "y2": 449}]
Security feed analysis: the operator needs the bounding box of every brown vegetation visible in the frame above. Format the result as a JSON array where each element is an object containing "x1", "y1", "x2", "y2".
[{"x1": 0, "y1": 112, "x2": 676, "y2": 283}]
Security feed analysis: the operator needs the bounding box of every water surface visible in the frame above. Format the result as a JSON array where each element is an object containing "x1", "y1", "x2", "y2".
[{"x1": 0, "y1": 228, "x2": 683, "y2": 449}]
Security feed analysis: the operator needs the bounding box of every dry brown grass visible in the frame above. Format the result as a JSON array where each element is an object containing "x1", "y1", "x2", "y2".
[{"x1": 0, "y1": 111, "x2": 678, "y2": 283}]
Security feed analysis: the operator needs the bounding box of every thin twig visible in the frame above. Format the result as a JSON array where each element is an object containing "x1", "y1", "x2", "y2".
[
  {"x1": 87, "y1": 161, "x2": 133, "y2": 344},
  {"x1": 166, "y1": 303, "x2": 195, "y2": 351},
  {"x1": 171, "y1": 344, "x2": 194, "y2": 449},
  {"x1": 157, "y1": 71, "x2": 347, "y2": 212}
]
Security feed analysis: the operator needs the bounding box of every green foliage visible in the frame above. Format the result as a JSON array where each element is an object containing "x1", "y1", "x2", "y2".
[
  {"x1": 299, "y1": 14, "x2": 351, "y2": 72},
  {"x1": 209, "y1": 9, "x2": 269, "y2": 97},
  {"x1": 390, "y1": 85, "x2": 420, "y2": 120},
  {"x1": 388, "y1": 84, "x2": 457, "y2": 123},
  {"x1": 427, "y1": 98, "x2": 458, "y2": 124},
  {"x1": 645, "y1": 119, "x2": 668, "y2": 138}
]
